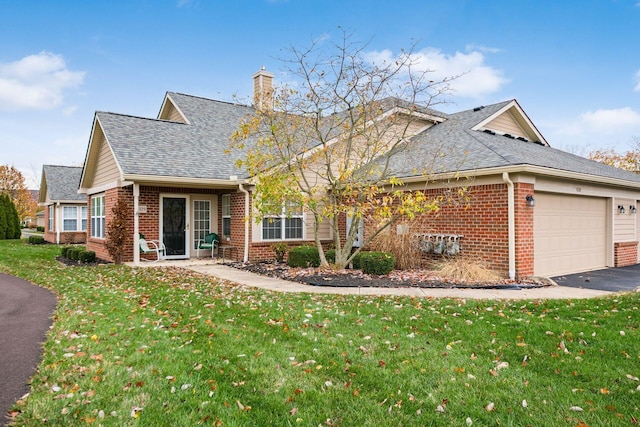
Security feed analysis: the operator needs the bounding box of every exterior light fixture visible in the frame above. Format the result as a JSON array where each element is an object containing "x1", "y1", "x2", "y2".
[
  {"x1": 525, "y1": 195, "x2": 535, "y2": 207},
  {"x1": 630, "y1": 205, "x2": 637, "y2": 214},
  {"x1": 618, "y1": 205, "x2": 626, "y2": 214}
]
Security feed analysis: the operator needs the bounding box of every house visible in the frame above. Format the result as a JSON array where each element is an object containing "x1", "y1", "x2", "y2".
[
  {"x1": 39, "y1": 165, "x2": 87, "y2": 244},
  {"x1": 78, "y1": 69, "x2": 640, "y2": 278}
]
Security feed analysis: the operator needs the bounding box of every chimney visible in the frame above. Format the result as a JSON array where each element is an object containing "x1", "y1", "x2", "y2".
[{"x1": 252, "y1": 66, "x2": 274, "y2": 110}]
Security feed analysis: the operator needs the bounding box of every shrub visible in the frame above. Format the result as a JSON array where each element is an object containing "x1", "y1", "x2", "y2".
[
  {"x1": 270, "y1": 242, "x2": 288, "y2": 263},
  {"x1": 359, "y1": 251, "x2": 395, "y2": 275},
  {"x1": 79, "y1": 250, "x2": 96, "y2": 263},
  {"x1": 430, "y1": 256, "x2": 501, "y2": 284},
  {"x1": 351, "y1": 252, "x2": 363, "y2": 269},
  {"x1": 36, "y1": 226, "x2": 44, "y2": 232},
  {"x1": 61, "y1": 246, "x2": 72, "y2": 257},
  {"x1": 287, "y1": 245, "x2": 320, "y2": 268},
  {"x1": 325, "y1": 249, "x2": 336, "y2": 264},
  {"x1": 28, "y1": 235, "x2": 45, "y2": 245}
]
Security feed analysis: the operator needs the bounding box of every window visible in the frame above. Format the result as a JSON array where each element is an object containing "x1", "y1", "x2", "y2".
[
  {"x1": 48, "y1": 205, "x2": 54, "y2": 231},
  {"x1": 91, "y1": 195, "x2": 105, "y2": 238},
  {"x1": 81, "y1": 206, "x2": 87, "y2": 231},
  {"x1": 63, "y1": 206, "x2": 78, "y2": 231},
  {"x1": 222, "y1": 194, "x2": 231, "y2": 237},
  {"x1": 262, "y1": 201, "x2": 303, "y2": 240},
  {"x1": 193, "y1": 200, "x2": 211, "y2": 248}
]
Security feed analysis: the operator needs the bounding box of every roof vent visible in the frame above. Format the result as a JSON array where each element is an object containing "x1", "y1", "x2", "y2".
[
  {"x1": 483, "y1": 129, "x2": 496, "y2": 135},
  {"x1": 503, "y1": 133, "x2": 515, "y2": 139},
  {"x1": 473, "y1": 106, "x2": 485, "y2": 112}
]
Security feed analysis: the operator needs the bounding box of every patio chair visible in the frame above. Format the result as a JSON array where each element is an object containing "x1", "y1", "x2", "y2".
[
  {"x1": 139, "y1": 233, "x2": 166, "y2": 262},
  {"x1": 196, "y1": 232, "x2": 219, "y2": 258}
]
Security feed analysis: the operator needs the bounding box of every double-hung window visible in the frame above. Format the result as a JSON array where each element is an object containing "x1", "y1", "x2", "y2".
[
  {"x1": 91, "y1": 195, "x2": 106, "y2": 239},
  {"x1": 63, "y1": 206, "x2": 78, "y2": 231},
  {"x1": 222, "y1": 194, "x2": 231, "y2": 237},
  {"x1": 262, "y1": 201, "x2": 303, "y2": 240}
]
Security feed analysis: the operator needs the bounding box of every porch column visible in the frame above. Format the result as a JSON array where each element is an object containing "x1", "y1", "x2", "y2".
[{"x1": 133, "y1": 183, "x2": 140, "y2": 265}]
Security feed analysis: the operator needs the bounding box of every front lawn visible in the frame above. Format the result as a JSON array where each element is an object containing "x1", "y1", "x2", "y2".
[{"x1": 1, "y1": 240, "x2": 639, "y2": 426}]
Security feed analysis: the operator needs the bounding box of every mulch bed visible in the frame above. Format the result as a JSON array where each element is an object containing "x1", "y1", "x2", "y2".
[{"x1": 227, "y1": 261, "x2": 550, "y2": 290}]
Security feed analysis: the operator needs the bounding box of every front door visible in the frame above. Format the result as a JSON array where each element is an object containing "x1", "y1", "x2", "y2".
[{"x1": 161, "y1": 196, "x2": 189, "y2": 259}]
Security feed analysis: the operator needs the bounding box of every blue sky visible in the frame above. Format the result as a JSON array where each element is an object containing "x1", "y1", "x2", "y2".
[{"x1": 2, "y1": 0, "x2": 640, "y2": 188}]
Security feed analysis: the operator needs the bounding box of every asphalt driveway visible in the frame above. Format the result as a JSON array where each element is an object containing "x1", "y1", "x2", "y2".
[
  {"x1": 552, "y1": 264, "x2": 640, "y2": 292},
  {"x1": 0, "y1": 273, "x2": 57, "y2": 427}
]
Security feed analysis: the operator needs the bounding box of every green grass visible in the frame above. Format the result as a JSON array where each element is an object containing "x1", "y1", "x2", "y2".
[{"x1": 1, "y1": 239, "x2": 639, "y2": 426}]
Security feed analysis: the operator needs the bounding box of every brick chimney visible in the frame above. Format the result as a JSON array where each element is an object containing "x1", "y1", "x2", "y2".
[{"x1": 252, "y1": 66, "x2": 274, "y2": 110}]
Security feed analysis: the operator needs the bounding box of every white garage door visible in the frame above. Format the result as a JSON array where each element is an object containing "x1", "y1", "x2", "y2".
[{"x1": 534, "y1": 193, "x2": 607, "y2": 277}]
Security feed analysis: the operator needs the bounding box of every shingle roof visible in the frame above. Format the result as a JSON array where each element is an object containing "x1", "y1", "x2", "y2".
[
  {"x1": 386, "y1": 100, "x2": 640, "y2": 184},
  {"x1": 97, "y1": 90, "x2": 640, "y2": 187},
  {"x1": 42, "y1": 165, "x2": 85, "y2": 201},
  {"x1": 97, "y1": 93, "x2": 256, "y2": 180}
]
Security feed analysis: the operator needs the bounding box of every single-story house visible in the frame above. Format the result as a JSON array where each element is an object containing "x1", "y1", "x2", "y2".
[
  {"x1": 39, "y1": 165, "x2": 87, "y2": 244},
  {"x1": 77, "y1": 69, "x2": 640, "y2": 278}
]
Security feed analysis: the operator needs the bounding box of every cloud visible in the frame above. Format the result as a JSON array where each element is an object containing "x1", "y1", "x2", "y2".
[
  {"x1": 555, "y1": 107, "x2": 640, "y2": 144},
  {"x1": 0, "y1": 52, "x2": 85, "y2": 111},
  {"x1": 634, "y1": 70, "x2": 640, "y2": 92},
  {"x1": 363, "y1": 47, "x2": 507, "y2": 98}
]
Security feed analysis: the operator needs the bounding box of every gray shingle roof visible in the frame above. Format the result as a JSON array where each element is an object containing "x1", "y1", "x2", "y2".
[
  {"x1": 97, "y1": 93, "x2": 256, "y2": 180},
  {"x1": 42, "y1": 165, "x2": 85, "y2": 201},
  {"x1": 386, "y1": 100, "x2": 640, "y2": 184}
]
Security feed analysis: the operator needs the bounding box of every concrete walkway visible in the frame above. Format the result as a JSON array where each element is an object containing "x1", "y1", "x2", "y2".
[{"x1": 136, "y1": 260, "x2": 613, "y2": 300}]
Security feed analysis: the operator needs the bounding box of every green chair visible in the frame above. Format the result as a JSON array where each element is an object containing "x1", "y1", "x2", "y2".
[
  {"x1": 196, "y1": 233, "x2": 219, "y2": 258},
  {"x1": 139, "y1": 233, "x2": 166, "y2": 262}
]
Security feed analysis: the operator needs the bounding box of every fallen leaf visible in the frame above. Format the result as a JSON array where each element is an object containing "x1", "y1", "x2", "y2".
[{"x1": 485, "y1": 402, "x2": 495, "y2": 412}]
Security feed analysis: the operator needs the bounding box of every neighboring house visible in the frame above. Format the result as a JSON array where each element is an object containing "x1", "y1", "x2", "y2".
[
  {"x1": 39, "y1": 165, "x2": 87, "y2": 244},
  {"x1": 78, "y1": 69, "x2": 640, "y2": 278}
]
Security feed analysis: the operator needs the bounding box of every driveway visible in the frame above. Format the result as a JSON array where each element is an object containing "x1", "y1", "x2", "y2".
[
  {"x1": 552, "y1": 264, "x2": 640, "y2": 292},
  {"x1": 0, "y1": 273, "x2": 57, "y2": 427}
]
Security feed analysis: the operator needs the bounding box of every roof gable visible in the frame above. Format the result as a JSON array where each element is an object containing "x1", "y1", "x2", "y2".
[
  {"x1": 471, "y1": 100, "x2": 548, "y2": 146},
  {"x1": 158, "y1": 93, "x2": 189, "y2": 124},
  {"x1": 40, "y1": 165, "x2": 85, "y2": 203}
]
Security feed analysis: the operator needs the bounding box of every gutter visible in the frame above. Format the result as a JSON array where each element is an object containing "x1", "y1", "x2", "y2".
[
  {"x1": 502, "y1": 172, "x2": 516, "y2": 280},
  {"x1": 238, "y1": 183, "x2": 250, "y2": 262}
]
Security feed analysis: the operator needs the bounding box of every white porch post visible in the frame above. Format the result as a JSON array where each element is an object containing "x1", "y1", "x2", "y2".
[
  {"x1": 55, "y1": 202, "x2": 61, "y2": 244},
  {"x1": 133, "y1": 183, "x2": 140, "y2": 265}
]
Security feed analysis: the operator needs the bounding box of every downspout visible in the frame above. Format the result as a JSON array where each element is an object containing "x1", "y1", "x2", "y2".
[
  {"x1": 238, "y1": 183, "x2": 250, "y2": 262},
  {"x1": 502, "y1": 173, "x2": 516, "y2": 280},
  {"x1": 133, "y1": 183, "x2": 140, "y2": 265},
  {"x1": 55, "y1": 202, "x2": 61, "y2": 244}
]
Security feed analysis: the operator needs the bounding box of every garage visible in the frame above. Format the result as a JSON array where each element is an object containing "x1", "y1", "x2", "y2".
[{"x1": 534, "y1": 192, "x2": 608, "y2": 277}]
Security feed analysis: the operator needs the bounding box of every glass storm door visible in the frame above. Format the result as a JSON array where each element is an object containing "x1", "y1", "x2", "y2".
[{"x1": 161, "y1": 196, "x2": 188, "y2": 258}]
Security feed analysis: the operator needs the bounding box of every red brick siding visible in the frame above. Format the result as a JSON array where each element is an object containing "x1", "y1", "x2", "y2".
[
  {"x1": 43, "y1": 205, "x2": 87, "y2": 244},
  {"x1": 614, "y1": 241, "x2": 638, "y2": 267},
  {"x1": 360, "y1": 183, "x2": 534, "y2": 278}
]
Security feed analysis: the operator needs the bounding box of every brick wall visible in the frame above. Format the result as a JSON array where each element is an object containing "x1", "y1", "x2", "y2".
[
  {"x1": 614, "y1": 241, "x2": 638, "y2": 267},
  {"x1": 360, "y1": 183, "x2": 536, "y2": 278},
  {"x1": 43, "y1": 205, "x2": 87, "y2": 244}
]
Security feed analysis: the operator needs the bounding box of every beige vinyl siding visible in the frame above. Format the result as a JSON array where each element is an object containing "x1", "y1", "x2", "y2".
[
  {"x1": 485, "y1": 110, "x2": 528, "y2": 138},
  {"x1": 305, "y1": 212, "x2": 332, "y2": 240},
  {"x1": 92, "y1": 132, "x2": 120, "y2": 187},
  {"x1": 614, "y1": 198, "x2": 636, "y2": 242},
  {"x1": 159, "y1": 101, "x2": 187, "y2": 123}
]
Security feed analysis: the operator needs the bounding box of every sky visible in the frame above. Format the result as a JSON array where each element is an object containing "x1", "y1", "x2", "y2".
[{"x1": 2, "y1": 0, "x2": 640, "y2": 189}]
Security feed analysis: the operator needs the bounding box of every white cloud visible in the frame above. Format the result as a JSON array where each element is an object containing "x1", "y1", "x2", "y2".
[
  {"x1": 0, "y1": 52, "x2": 85, "y2": 111},
  {"x1": 581, "y1": 107, "x2": 640, "y2": 131},
  {"x1": 363, "y1": 47, "x2": 507, "y2": 99}
]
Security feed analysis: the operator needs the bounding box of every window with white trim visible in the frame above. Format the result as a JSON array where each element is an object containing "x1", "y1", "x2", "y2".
[
  {"x1": 81, "y1": 206, "x2": 87, "y2": 231},
  {"x1": 222, "y1": 194, "x2": 231, "y2": 237},
  {"x1": 63, "y1": 206, "x2": 78, "y2": 231},
  {"x1": 262, "y1": 201, "x2": 303, "y2": 240},
  {"x1": 48, "y1": 205, "x2": 54, "y2": 231},
  {"x1": 193, "y1": 200, "x2": 211, "y2": 248},
  {"x1": 91, "y1": 195, "x2": 105, "y2": 238}
]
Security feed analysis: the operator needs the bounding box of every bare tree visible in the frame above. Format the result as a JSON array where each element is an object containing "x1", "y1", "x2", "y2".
[{"x1": 232, "y1": 30, "x2": 458, "y2": 268}]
